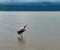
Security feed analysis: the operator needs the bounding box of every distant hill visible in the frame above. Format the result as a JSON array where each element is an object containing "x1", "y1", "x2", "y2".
[
  {"x1": 0, "y1": 2, "x2": 60, "y2": 5},
  {"x1": 53, "y1": 2, "x2": 60, "y2": 5},
  {"x1": 0, "y1": 2, "x2": 60, "y2": 11}
]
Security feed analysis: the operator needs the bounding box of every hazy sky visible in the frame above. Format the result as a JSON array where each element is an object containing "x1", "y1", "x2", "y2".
[{"x1": 0, "y1": 0, "x2": 60, "y2": 2}]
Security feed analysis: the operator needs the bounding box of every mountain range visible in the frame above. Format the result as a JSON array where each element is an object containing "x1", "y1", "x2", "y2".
[
  {"x1": 0, "y1": 1, "x2": 60, "y2": 11},
  {"x1": 0, "y1": 1, "x2": 60, "y2": 5}
]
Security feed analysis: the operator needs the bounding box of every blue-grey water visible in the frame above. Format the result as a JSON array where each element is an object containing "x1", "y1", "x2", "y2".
[{"x1": 0, "y1": 11, "x2": 60, "y2": 50}]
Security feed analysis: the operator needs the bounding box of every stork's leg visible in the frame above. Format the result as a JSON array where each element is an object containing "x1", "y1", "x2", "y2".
[{"x1": 20, "y1": 33, "x2": 23, "y2": 38}]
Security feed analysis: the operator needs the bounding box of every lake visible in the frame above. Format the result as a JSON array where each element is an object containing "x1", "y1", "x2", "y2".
[{"x1": 0, "y1": 11, "x2": 60, "y2": 50}]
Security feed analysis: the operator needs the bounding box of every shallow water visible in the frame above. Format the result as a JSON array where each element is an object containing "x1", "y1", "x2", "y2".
[{"x1": 0, "y1": 11, "x2": 60, "y2": 50}]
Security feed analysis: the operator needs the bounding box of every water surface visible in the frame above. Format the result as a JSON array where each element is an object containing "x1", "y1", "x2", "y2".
[{"x1": 0, "y1": 11, "x2": 60, "y2": 50}]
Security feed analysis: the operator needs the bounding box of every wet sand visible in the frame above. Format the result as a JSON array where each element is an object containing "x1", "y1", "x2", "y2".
[{"x1": 0, "y1": 11, "x2": 60, "y2": 50}]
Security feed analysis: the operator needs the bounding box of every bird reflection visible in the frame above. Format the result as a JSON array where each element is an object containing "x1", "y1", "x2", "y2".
[
  {"x1": 17, "y1": 37, "x2": 25, "y2": 44},
  {"x1": 17, "y1": 37, "x2": 27, "y2": 50}
]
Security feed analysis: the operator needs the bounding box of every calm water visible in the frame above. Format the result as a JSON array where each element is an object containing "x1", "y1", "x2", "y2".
[{"x1": 0, "y1": 11, "x2": 60, "y2": 50}]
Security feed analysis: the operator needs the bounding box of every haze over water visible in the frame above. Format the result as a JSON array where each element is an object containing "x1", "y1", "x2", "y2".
[{"x1": 0, "y1": 11, "x2": 60, "y2": 50}]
